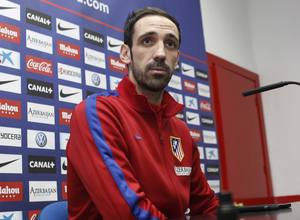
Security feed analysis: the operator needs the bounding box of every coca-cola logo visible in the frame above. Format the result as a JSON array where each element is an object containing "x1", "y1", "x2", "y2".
[{"x1": 26, "y1": 55, "x2": 53, "y2": 76}]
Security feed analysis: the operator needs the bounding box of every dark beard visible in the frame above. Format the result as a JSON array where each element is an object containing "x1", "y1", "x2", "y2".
[{"x1": 131, "y1": 60, "x2": 173, "y2": 92}]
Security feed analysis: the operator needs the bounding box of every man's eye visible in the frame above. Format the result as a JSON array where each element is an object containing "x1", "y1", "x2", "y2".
[
  {"x1": 165, "y1": 40, "x2": 178, "y2": 49},
  {"x1": 142, "y1": 38, "x2": 154, "y2": 46}
]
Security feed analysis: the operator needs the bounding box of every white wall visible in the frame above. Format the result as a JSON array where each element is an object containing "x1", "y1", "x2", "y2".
[{"x1": 200, "y1": 0, "x2": 300, "y2": 197}]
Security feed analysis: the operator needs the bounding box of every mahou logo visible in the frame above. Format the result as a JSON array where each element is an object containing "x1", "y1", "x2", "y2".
[
  {"x1": 0, "y1": 98, "x2": 21, "y2": 119},
  {"x1": 0, "y1": 22, "x2": 20, "y2": 44},
  {"x1": 189, "y1": 129, "x2": 202, "y2": 142},
  {"x1": 183, "y1": 80, "x2": 197, "y2": 93},
  {"x1": 108, "y1": 56, "x2": 128, "y2": 74},
  {"x1": 61, "y1": 181, "x2": 67, "y2": 200},
  {"x1": 59, "y1": 108, "x2": 72, "y2": 126},
  {"x1": 26, "y1": 55, "x2": 53, "y2": 76},
  {"x1": 57, "y1": 40, "x2": 80, "y2": 60},
  {"x1": 0, "y1": 181, "x2": 23, "y2": 202}
]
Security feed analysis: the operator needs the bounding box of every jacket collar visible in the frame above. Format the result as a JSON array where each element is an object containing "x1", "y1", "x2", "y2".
[{"x1": 117, "y1": 76, "x2": 183, "y2": 118}]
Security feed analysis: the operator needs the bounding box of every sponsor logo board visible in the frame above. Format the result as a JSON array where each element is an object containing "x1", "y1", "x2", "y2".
[
  {"x1": 200, "y1": 116, "x2": 214, "y2": 127},
  {"x1": 84, "y1": 47, "x2": 105, "y2": 69},
  {"x1": 205, "y1": 147, "x2": 219, "y2": 160},
  {"x1": 0, "y1": 98, "x2": 21, "y2": 119},
  {"x1": 208, "y1": 180, "x2": 220, "y2": 193},
  {"x1": 0, "y1": 126, "x2": 21, "y2": 147},
  {"x1": 0, "y1": 153, "x2": 22, "y2": 174},
  {"x1": 107, "y1": 36, "x2": 123, "y2": 53},
  {"x1": 108, "y1": 56, "x2": 128, "y2": 74},
  {"x1": 59, "y1": 108, "x2": 72, "y2": 126},
  {"x1": 57, "y1": 40, "x2": 80, "y2": 60},
  {"x1": 61, "y1": 157, "x2": 67, "y2": 175},
  {"x1": 183, "y1": 80, "x2": 197, "y2": 93},
  {"x1": 26, "y1": 55, "x2": 53, "y2": 76},
  {"x1": 0, "y1": 211, "x2": 23, "y2": 220},
  {"x1": 58, "y1": 85, "x2": 82, "y2": 104},
  {"x1": 0, "y1": 0, "x2": 20, "y2": 21},
  {"x1": 27, "y1": 78, "x2": 54, "y2": 99},
  {"x1": 26, "y1": 29, "x2": 53, "y2": 54},
  {"x1": 83, "y1": 28, "x2": 104, "y2": 47},
  {"x1": 169, "y1": 91, "x2": 183, "y2": 104},
  {"x1": 57, "y1": 62, "x2": 81, "y2": 84},
  {"x1": 0, "y1": 181, "x2": 23, "y2": 202},
  {"x1": 85, "y1": 70, "x2": 107, "y2": 89},
  {"x1": 27, "y1": 129, "x2": 55, "y2": 150},
  {"x1": 28, "y1": 155, "x2": 56, "y2": 173},
  {"x1": 197, "y1": 83, "x2": 210, "y2": 98},
  {"x1": 26, "y1": 8, "x2": 51, "y2": 30},
  {"x1": 186, "y1": 111, "x2": 200, "y2": 126},
  {"x1": 59, "y1": 132, "x2": 69, "y2": 150},
  {"x1": 56, "y1": 18, "x2": 80, "y2": 40},
  {"x1": 28, "y1": 210, "x2": 40, "y2": 220},
  {"x1": 200, "y1": 100, "x2": 212, "y2": 112},
  {"x1": 195, "y1": 69, "x2": 208, "y2": 80},
  {"x1": 181, "y1": 62, "x2": 195, "y2": 78},
  {"x1": 202, "y1": 130, "x2": 217, "y2": 144},
  {"x1": 27, "y1": 102, "x2": 55, "y2": 125},
  {"x1": 61, "y1": 181, "x2": 67, "y2": 200},
  {"x1": 0, "y1": 72, "x2": 21, "y2": 94},
  {"x1": 0, "y1": 47, "x2": 20, "y2": 69},
  {"x1": 0, "y1": 22, "x2": 20, "y2": 44},
  {"x1": 197, "y1": 146, "x2": 205, "y2": 159},
  {"x1": 189, "y1": 129, "x2": 201, "y2": 142},
  {"x1": 109, "y1": 76, "x2": 121, "y2": 90},
  {"x1": 184, "y1": 96, "x2": 198, "y2": 110},
  {"x1": 29, "y1": 181, "x2": 57, "y2": 202},
  {"x1": 168, "y1": 75, "x2": 182, "y2": 90}
]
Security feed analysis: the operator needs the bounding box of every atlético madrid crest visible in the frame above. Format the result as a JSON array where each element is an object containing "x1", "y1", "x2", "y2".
[{"x1": 170, "y1": 136, "x2": 184, "y2": 162}]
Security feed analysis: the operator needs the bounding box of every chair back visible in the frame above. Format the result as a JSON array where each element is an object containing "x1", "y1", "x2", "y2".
[{"x1": 38, "y1": 201, "x2": 68, "y2": 220}]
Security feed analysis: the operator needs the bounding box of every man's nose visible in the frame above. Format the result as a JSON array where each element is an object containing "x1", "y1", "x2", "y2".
[{"x1": 153, "y1": 42, "x2": 166, "y2": 61}]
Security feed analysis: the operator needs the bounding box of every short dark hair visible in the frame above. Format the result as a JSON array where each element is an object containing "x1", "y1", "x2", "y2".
[{"x1": 124, "y1": 7, "x2": 181, "y2": 48}]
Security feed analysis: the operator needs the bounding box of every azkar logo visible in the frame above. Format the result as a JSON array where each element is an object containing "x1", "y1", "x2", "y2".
[{"x1": 170, "y1": 136, "x2": 184, "y2": 162}]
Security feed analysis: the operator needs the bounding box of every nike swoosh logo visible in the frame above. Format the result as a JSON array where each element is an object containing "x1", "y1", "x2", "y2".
[
  {"x1": 108, "y1": 41, "x2": 122, "y2": 48},
  {"x1": 187, "y1": 116, "x2": 197, "y2": 121},
  {"x1": 60, "y1": 89, "x2": 79, "y2": 98},
  {"x1": 182, "y1": 67, "x2": 192, "y2": 72},
  {"x1": 57, "y1": 23, "x2": 76, "y2": 31},
  {"x1": 0, "y1": 6, "x2": 16, "y2": 10},
  {"x1": 0, "y1": 158, "x2": 19, "y2": 168},
  {"x1": 0, "y1": 79, "x2": 18, "y2": 85},
  {"x1": 62, "y1": 161, "x2": 67, "y2": 170}
]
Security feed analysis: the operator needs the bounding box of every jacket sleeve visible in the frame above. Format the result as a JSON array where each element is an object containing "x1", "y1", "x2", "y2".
[
  {"x1": 67, "y1": 94, "x2": 167, "y2": 220},
  {"x1": 189, "y1": 142, "x2": 219, "y2": 215}
]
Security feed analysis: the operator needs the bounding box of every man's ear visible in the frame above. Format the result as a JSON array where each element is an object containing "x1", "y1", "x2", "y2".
[{"x1": 120, "y1": 44, "x2": 131, "y2": 64}]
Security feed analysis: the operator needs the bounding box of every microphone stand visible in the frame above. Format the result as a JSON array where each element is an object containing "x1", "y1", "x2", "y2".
[{"x1": 242, "y1": 81, "x2": 300, "y2": 96}]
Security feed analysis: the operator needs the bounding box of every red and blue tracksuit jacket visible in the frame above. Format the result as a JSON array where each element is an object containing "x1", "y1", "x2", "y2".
[{"x1": 67, "y1": 76, "x2": 218, "y2": 219}]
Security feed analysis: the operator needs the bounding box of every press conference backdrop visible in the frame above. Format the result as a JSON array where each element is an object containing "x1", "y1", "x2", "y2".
[{"x1": 0, "y1": 0, "x2": 219, "y2": 218}]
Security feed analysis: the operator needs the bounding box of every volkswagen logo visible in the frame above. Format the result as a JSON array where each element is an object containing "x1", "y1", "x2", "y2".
[
  {"x1": 91, "y1": 73, "x2": 101, "y2": 86},
  {"x1": 35, "y1": 132, "x2": 47, "y2": 147}
]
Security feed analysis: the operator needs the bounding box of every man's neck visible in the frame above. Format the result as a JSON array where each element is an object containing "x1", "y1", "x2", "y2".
[
  {"x1": 136, "y1": 86, "x2": 163, "y2": 105},
  {"x1": 128, "y1": 74, "x2": 163, "y2": 105}
]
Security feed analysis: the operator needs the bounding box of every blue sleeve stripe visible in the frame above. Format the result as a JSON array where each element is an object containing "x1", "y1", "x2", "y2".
[{"x1": 85, "y1": 94, "x2": 159, "y2": 220}]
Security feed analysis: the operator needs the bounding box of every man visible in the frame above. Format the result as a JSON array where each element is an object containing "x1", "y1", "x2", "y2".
[{"x1": 67, "y1": 7, "x2": 218, "y2": 220}]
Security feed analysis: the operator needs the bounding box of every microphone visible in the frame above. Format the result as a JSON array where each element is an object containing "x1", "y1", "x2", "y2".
[{"x1": 242, "y1": 81, "x2": 300, "y2": 96}]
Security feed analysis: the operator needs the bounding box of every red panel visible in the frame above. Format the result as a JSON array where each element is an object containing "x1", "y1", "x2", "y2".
[{"x1": 207, "y1": 53, "x2": 273, "y2": 204}]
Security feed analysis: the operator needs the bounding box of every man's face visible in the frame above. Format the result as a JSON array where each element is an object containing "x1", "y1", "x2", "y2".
[{"x1": 124, "y1": 15, "x2": 180, "y2": 92}]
